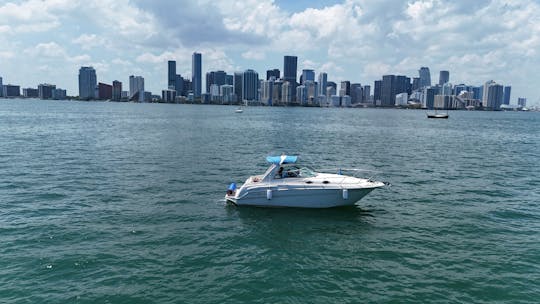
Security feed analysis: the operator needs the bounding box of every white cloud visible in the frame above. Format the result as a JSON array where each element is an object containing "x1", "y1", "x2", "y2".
[{"x1": 242, "y1": 50, "x2": 266, "y2": 60}]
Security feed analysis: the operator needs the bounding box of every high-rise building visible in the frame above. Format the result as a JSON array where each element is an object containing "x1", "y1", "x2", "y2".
[
  {"x1": 3, "y1": 84, "x2": 20, "y2": 97},
  {"x1": 363, "y1": 85, "x2": 371, "y2": 103},
  {"x1": 129, "y1": 75, "x2": 145, "y2": 102},
  {"x1": 350, "y1": 83, "x2": 363, "y2": 104},
  {"x1": 374, "y1": 80, "x2": 382, "y2": 104},
  {"x1": 0, "y1": 77, "x2": 3, "y2": 97},
  {"x1": 261, "y1": 79, "x2": 274, "y2": 105},
  {"x1": 486, "y1": 83, "x2": 504, "y2": 110},
  {"x1": 162, "y1": 89, "x2": 176, "y2": 103},
  {"x1": 517, "y1": 97, "x2": 527, "y2": 107},
  {"x1": 282, "y1": 81, "x2": 292, "y2": 104},
  {"x1": 266, "y1": 69, "x2": 280, "y2": 81},
  {"x1": 168, "y1": 60, "x2": 176, "y2": 88},
  {"x1": 192, "y1": 52, "x2": 202, "y2": 98},
  {"x1": 112, "y1": 80, "x2": 122, "y2": 101},
  {"x1": 38, "y1": 83, "x2": 56, "y2": 99},
  {"x1": 301, "y1": 69, "x2": 315, "y2": 84},
  {"x1": 441, "y1": 82, "x2": 453, "y2": 96},
  {"x1": 283, "y1": 56, "x2": 297, "y2": 99},
  {"x1": 482, "y1": 80, "x2": 495, "y2": 107},
  {"x1": 340, "y1": 81, "x2": 351, "y2": 97},
  {"x1": 52, "y1": 88, "x2": 66, "y2": 100},
  {"x1": 412, "y1": 77, "x2": 420, "y2": 91},
  {"x1": 98, "y1": 82, "x2": 113, "y2": 100},
  {"x1": 503, "y1": 86, "x2": 511, "y2": 105},
  {"x1": 439, "y1": 70, "x2": 449, "y2": 85},
  {"x1": 174, "y1": 75, "x2": 184, "y2": 96},
  {"x1": 23, "y1": 88, "x2": 39, "y2": 98},
  {"x1": 381, "y1": 75, "x2": 396, "y2": 107},
  {"x1": 418, "y1": 67, "x2": 431, "y2": 88},
  {"x1": 242, "y1": 69, "x2": 259, "y2": 101},
  {"x1": 422, "y1": 87, "x2": 437, "y2": 109},
  {"x1": 233, "y1": 72, "x2": 243, "y2": 103},
  {"x1": 78, "y1": 66, "x2": 97, "y2": 100},
  {"x1": 317, "y1": 72, "x2": 327, "y2": 96}
]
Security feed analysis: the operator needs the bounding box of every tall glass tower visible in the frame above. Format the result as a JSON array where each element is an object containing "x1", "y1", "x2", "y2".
[
  {"x1": 283, "y1": 55, "x2": 297, "y2": 86},
  {"x1": 439, "y1": 70, "x2": 449, "y2": 85},
  {"x1": 418, "y1": 67, "x2": 431, "y2": 88},
  {"x1": 192, "y1": 52, "x2": 202, "y2": 98},
  {"x1": 78, "y1": 66, "x2": 97, "y2": 100},
  {"x1": 168, "y1": 61, "x2": 176, "y2": 88},
  {"x1": 242, "y1": 69, "x2": 259, "y2": 101}
]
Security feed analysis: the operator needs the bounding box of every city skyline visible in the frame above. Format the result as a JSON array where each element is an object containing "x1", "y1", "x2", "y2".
[{"x1": 0, "y1": 0, "x2": 539, "y2": 105}]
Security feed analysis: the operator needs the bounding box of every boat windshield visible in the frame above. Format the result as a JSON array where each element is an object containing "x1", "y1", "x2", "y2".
[{"x1": 275, "y1": 165, "x2": 316, "y2": 179}]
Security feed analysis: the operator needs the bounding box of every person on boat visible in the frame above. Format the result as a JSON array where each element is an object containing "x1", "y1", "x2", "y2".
[{"x1": 276, "y1": 167, "x2": 284, "y2": 178}]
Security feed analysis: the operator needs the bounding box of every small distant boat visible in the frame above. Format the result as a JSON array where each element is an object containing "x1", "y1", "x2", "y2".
[
  {"x1": 427, "y1": 109, "x2": 449, "y2": 119},
  {"x1": 225, "y1": 155, "x2": 386, "y2": 208},
  {"x1": 235, "y1": 107, "x2": 243, "y2": 113}
]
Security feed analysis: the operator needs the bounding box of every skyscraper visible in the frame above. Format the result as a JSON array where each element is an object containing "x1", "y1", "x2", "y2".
[
  {"x1": 418, "y1": 67, "x2": 431, "y2": 88},
  {"x1": 0, "y1": 77, "x2": 3, "y2": 97},
  {"x1": 234, "y1": 72, "x2": 243, "y2": 103},
  {"x1": 283, "y1": 56, "x2": 297, "y2": 99},
  {"x1": 78, "y1": 66, "x2": 97, "y2": 100},
  {"x1": 168, "y1": 60, "x2": 176, "y2": 88},
  {"x1": 317, "y1": 72, "x2": 327, "y2": 96},
  {"x1": 486, "y1": 83, "x2": 504, "y2": 110},
  {"x1": 112, "y1": 80, "x2": 122, "y2": 101},
  {"x1": 439, "y1": 70, "x2": 449, "y2": 85},
  {"x1": 340, "y1": 81, "x2": 351, "y2": 97},
  {"x1": 266, "y1": 69, "x2": 280, "y2": 80},
  {"x1": 374, "y1": 80, "x2": 382, "y2": 104},
  {"x1": 301, "y1": 69, "x2": 315, "y2": 84},
  {"x1": 482, "y1": 80, "x2": 495, "y2": 107},
  {"x1": 242, "y1": 69, "x2": 259, "y2": 101},
  {"x1": 503, "y1": 86, "x2": 511, "y2": 105},
  {"x1": 129, "y1": 75, "x2": 145, "y2": 102},
  {"x1": 192, "y1": 52, "x2": 202, "y2": 98},
  {"x1": 381, "y1": 75, "x2": 396, "y2": 107}
]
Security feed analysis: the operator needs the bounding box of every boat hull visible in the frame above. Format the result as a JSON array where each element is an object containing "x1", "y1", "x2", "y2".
[{"x1": 226, "y1": 187, "x2": 377, "y2": 208}]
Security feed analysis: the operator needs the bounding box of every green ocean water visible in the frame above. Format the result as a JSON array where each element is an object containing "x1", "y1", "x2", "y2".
[{"x1": 0, "y1": 99, "x2": 539, "y2": 303}]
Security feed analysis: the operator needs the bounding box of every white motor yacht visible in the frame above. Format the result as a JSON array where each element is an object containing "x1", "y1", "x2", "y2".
[{"x1": 225, "y1": 155, "x2": 385, "y2": 208}]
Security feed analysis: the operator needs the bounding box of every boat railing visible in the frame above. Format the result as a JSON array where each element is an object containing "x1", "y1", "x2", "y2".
[{"x1": 319, "y1": 168, "x2": 381, "y2": 179}]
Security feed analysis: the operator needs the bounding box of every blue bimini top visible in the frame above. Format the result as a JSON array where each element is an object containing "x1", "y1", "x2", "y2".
[{"x1": 266, "y1": 155, "x2": 298, "y2": 165}]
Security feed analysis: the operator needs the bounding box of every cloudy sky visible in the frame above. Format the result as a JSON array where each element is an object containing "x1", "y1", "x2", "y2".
[{"x1": 0, "y1": 0, "x2": 539, "y2": 104}]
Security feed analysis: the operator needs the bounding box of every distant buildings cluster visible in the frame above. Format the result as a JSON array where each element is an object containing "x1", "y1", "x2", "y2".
[{"x1": 0, "y1": 53, "x2": 531, "y2": 110}]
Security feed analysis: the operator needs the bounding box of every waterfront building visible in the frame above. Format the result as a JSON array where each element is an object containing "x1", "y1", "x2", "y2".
[
  {"x1": 330, "y1": 95, "x2": 341, "y2": 107},
  {"x1": 78, "y1": 66, "x2": 97, "y2": 100},
  {"x1": 233, "y1": 72, "x2": 243, "y2": 103},
  {"x1": 434, "y1": 94, "x2": 454, "y2": 109},
  {"x1": 272, "y1": 80, "x2": 283, "y2": 105},
  {"x1": 23, "y1": 88, "x2": 39, "y2": 98},
  {"x1": 226, "y1": 75, "x2": 233, "y2": 86},
  {"x1": 220, "y1": 84, "x2": 234, "y2": 104},
  {"x1": 52, "y1": 88, "x2": 66, "y2": 100},
  {"x1": 472, "y1": 86, "x2": 482, "y2": 100},
  {"x1": 422, "y1": 87, "x2": 437, "y2": 109},
  {"x1": 503, "y1": 86, "x2": 511, "y2": 105},
  {"x1": 261, "y1": 79, "x2": 274, "y2": 105},
  {"x1": 374, "y1": 80, "x2": 382, "y2": 105},
  {"x1": 339, "y1": 81, "x2": 351, "y2": 97},
  {"x1": 517, "y1": 97, "x2": 527, "y2": 107},
  {"x1": 350, "y1": 83, "x2": 363, "y2": 104},
  {"x1": 363, "y1": 85, "x2": 371, "y2": 104},
  {"x1": 341, "y1": 95, "x2": 351, "y2": 107},
  {"x1": 418, "y1": 67, "x2": 431, "y2": 88},
  {"x1": 162, "y1": 89, "x2": 176, "y2": 103},
  {"x1": 3, "y1": 84, "x2": 20, "y2": 97},
  {"x1": 296, "y1": 85, "x2": 307, "y2": 105},
  {"x1": 305, "y1": 80, "x2": 318, "y2": 105},
  {"x1": 453, "y1": 84, "x2": 468, "y2": 96},
  {"x1": 0, "y1": 77, "x2": 3, "y2": 97},
  {"x1": 38, "y1": 84, "x2": 56, "y2": 99},
  {"x1": 282, "y1": 81, "x2": 292, "y2": 105},
  {"x1": 482, "y1": 80, "x2": 495, "y2": 107},
  {"x1": 395, "y1": 92, "x2": 408, "y2": 106},
  {"x1": 439, "y1": 70, "x2": 449, "y2": 85},
  {"x1": 381, "y1": 75, "x2": 396, "y2": 107},
  {"x1": 441, "y1": 82, "x2": 453, "y2": 96},
  {"x1": 168, "y1": 60, "x2": 176, "y2": 88},
  {"x1": 242, "y1": 69, "x2": 259, "y2": 101},
  {"x1": 129, "y1": 75, "x2": 145, "y2": 102},
  {"x1": 301, "y1": 69, "x2": 315, "y2": 85},
  {"x1": 192, "y1": 52, "x2": 202, "y2": 98},
  {"x1": 210, "y1": 84, "x2": 220, "y2": 102},
  {"x1": 206, "y1": 70, "x2": 226, "y2": 93},
  {"x1": 174, "y1": 75, "x2": 184, "y2": 96},
  {"x1": 412, "y1": 77, "x2": 420, "y2": 91},
  {"x1": 98, "y1": 82, "x2": 112, "y2": 100},
  {"x1": 283, "y1": 56, "x2": 297, "y2": 100},
  {"x1": 266, "y1": 69, "x2": 280, "y2": 81},
  {"x1": 486, "y1": 83, "x2": 504, "y2": 110},
  {"x1": 317, "y1": 72, "x2": 327, "y2": 97},
  {"x1": 112, "y1": 80, "x2": 122, "y2": 101}
]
